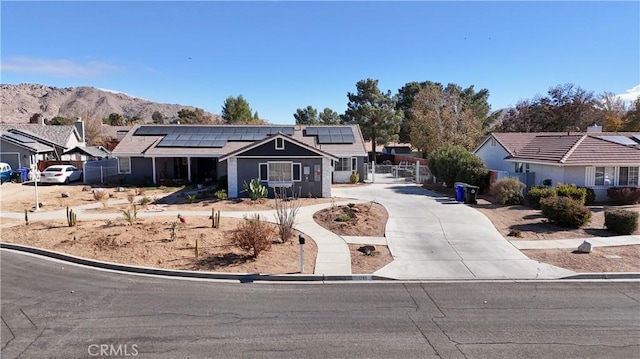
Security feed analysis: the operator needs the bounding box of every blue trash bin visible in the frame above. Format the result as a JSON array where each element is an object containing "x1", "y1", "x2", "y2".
[
  {"x1": 455, "y1": 184, "x2": 465, "y2": 202},
  {"x1": 17, "y1": 168, "x2": 29, "y2": 182}
]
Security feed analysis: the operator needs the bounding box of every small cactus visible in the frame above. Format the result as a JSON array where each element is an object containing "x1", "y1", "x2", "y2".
[
  {"x1": 211, "y1": 208, "x2": 221, "y2": 229},
  {"x1": 24, "y1": 209, "x2": 29, "y2": 225},
  {"x1": 66, "y1": 206, "x2": 77, "y2": 227},
  {"x1": 195, "y1": 239, "x2": 199, "y2": 258}
]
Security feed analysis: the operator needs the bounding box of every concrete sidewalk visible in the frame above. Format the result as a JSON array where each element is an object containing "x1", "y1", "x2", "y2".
[{"x1": 511, "y1": 235, "x2": 640, "y2": 250}]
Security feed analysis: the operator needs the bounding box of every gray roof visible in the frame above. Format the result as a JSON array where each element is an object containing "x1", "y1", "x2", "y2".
[
  {"x1": 63, "y1": 146, "x2": 111, "y2": 158},
  {"x1": 0, "y1": 124, "x2": 80, "y2": 147},
  {"x1": 0, "y1": 130, "x2": 54, "y2": 153}
]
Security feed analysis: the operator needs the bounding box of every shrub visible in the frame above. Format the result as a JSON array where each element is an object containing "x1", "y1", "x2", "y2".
[
  {"x1": 231, "y1": 214, "x2": 275, "y2": 258},
  {"x1": 526, "y1": 186, "x2": 557, "y2": 209},
  {"x1": 214, "y1": 189, "x2": 228, "y2": 200},
  {"x1": 138, "y1": 196, "x2": 152, "y2": 207},
  {"x1": 556, "y1": 183, "x2": 586, "y2": 204},
  {"x1": 187, "y1": 194, "x2": 197, "y2": 204},
  {"x1": 273, "y1": 185, "x2": 300, "y2": 243},
  {"x1": 604, "y1": 209, "x2": 638, "y2": 234},
  {"x1": 93, "y1": 189, "x2": 107, "y2": 201},
  {"x1": 428, "y1": 145, "x2": 488, "y2": 188},
  {"x1": 122, "y1": 205, "x2": 138, "y2": 225},
  {"x1": 350, "y1": 170, "x2": 359, "y2": 184},
  {"x1": 243, "y1": 178, "x2": 267, "y2": 201},
  {"x1": 489, "y1": 177, "x2": 525, "y2": 205},
  {"x1": 540, "y1": 197, "x2": 591, "y2": 228},
  {"x1": 579, "y1": 187, "x2": 596, "y2": 205},
  {"x1": 607, "y1": 187, "x2": 640, "y2": 205},
  {"x1": 335, "y1": 214, "x2": 351, "y2": 222}
]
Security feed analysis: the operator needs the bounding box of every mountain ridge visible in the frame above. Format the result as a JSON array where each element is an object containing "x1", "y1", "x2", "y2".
[{"x1": 0, "y1": 83, "x2": 220, "y2": 124}]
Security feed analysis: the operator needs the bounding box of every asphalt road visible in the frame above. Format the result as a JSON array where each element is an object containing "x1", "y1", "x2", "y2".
[{"x1": 2, "y1": 250, "x2": 639, "y2": 359}]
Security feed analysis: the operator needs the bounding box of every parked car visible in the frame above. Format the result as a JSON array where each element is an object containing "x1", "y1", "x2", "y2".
[
  {"x1": 0, "y1": 162, "x2": 12, "y2": 184},
  {"x1": 39, "y1": 165, "x2": 83, "y2": 184}
]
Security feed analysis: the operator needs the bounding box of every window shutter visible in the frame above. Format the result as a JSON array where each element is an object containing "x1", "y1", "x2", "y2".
[
  {"x1": 259, "y1": 163, "x2": 267, "y2": 181},
  {"x1": 293, "y1": 163, "x2": 301, "y2": 181},
  {"x1": 584, "y1": 167, "x2": 595, "y2": 187}
]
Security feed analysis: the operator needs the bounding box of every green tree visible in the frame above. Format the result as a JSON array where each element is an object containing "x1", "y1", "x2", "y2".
[
  {"x1": 428, "y1": 145, "x2": 488, "y2": 188},
  {"x1": 177, "y1": 108, "x2": 214, "y2": 124},
  {"x1": 319, "y1": 107, "x2": 341, "y2": 125},
  {"x1": 221, "y1": 95, "x2": 254, "y2": 124},
  {"x1": 49, "y1": 116, "x2": 73, "y2": 125},
  {"x1": 294, "y1": 106, "x2": 319, "y2": 125},
  {"x1": 407, "y1": 83, "x2": 486, "y2": 155},
  {"x1": 152, "y1": 111, "x2": 164, "y2": 124},
  {"x1": 103, "y1": 113, "x2": 124, "y2": 126},
  {"x1": 621, "y1": 96, "x2": 640, "y2": 131},
  {"x1": 343, "y1": 78, "x2": 402, "y2": 164}
]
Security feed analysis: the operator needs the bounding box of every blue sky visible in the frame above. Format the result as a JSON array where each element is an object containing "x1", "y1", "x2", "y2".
[{"x1": 2, "y1": 1, "x2": 639, "y2": 124}]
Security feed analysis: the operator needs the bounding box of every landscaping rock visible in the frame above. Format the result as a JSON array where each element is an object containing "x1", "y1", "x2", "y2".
[
  {"x1": 82, "y1": 186, "x2": 92, "y2": 192},
  {"x1": 577, "y1": 240, "x2": 592, "y2": 254},
  {"x1": 61, "y1": 192, "x2": 70, "y2": 198},
  {"x1": 357, "y1": 245, "x2": 376, "y2": 256}
]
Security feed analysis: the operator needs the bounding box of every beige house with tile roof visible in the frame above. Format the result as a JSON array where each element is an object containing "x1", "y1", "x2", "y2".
[
  {"x1": 474, "y1": 129, "x2": 640, "y2": 202},
  {"x1": 111, "y1": 124, "x2": 367, "y2": 198}
]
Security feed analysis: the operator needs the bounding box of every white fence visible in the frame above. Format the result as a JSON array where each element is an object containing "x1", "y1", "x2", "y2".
[{"x1": 364, "y1": 163, "x2": 431, "y2": 184}]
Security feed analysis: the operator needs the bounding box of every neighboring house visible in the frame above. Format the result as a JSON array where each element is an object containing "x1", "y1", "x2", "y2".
[
  {"x1": 62, "y1": 146, "x2": 111, "y2": 161},
  {"x1": 111, "y1": 124, "x2": 368, "y2": 198},
  {"x1": 474, "y1": 129, "x2": 640, "y2": 201},
  {"x1": 0, "y1": 130, "x2": 55, "y2": 169},
  {"x1": 98, "y1": 125, "x2": 133, "y2": 151}
]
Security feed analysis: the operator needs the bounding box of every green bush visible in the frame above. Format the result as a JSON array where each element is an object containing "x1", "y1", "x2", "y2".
[
  {"x1": 214, "y1": 189, "x2": 228, "y2": 200},
  {"x1": 428, "y1": 145, "x2": 488, "y2": 188},
  {"x1": 540, "y1": 196, "x2": 591, "y2": 228},
  {"x1": 526, "y1": 186, "x2": 557, "y2": 209},
  {"x1": 489, "y1": 177, "x2": 525, "y2": 205},
  {"x1": 579, "y1": 187, "x2": 596, "y2": 205},
  {"x1": 350, "y1": 171, "x2": 359, "y2": 184},
  {"x1": 607, "y1": 187, "x2": 640, "y2": 205},
  {"x1": 604, "y1": 209, "x2": 638, "y2": 234},
  {"x1": 556, "y1": 183, "x2": 586, "y2": 204}
]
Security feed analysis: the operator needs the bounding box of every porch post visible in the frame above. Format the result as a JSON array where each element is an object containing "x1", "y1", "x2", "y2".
[
  {"x1": 228, "y1": 157, "x2": 238, "y2": 198},
  {"x1": 187, "y1": 157, "x2": 192, "y2": 183},
  {"x1": 415, "y1": 161, "x2": 420, "y2": 183},
  {"x1": 322, "y1": 158, "x2": 332, "y2": 197},
  {"x1": 151, "y1": 157, "x2": 157, "y2": 185}
]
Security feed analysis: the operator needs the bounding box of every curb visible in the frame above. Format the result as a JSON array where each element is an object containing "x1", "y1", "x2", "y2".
[
  {"x1": 0, "y1": 243, "x2": 392, "y2": 283},
  {"x1": 561, "y1": 272, "x2": 640, "y2": 280}
]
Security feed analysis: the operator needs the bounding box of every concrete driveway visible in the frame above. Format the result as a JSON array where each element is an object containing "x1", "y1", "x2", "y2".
[{"x1": 332, "y1": 184, "x2": 574, "y2": 280}]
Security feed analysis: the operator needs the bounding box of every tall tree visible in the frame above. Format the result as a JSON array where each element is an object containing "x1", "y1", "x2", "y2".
[
  {"x1": 597, "y1": 92, "x2": 628, "y2": 131},
  {"x1": 294, "y1": 106, "x2": 319, "y2": 125},
  {"x1": 407, "y1": 83, "x2": 483, "y2": 155},
  {"x1": 621, "y1": 96, "x2": 640, "y2": 131},
  {"x1": 343, "y1": 78, "x2": 402, "y2": 164},
  {"x1": 152, "y1": 111, "x2": 164, "y2": 124},
  {"x1": 498, "y1": 84, "x2": 601, "y2": 132},
  {"x1": 221, "y1": 95, "x2": 254, "y2": 124},
  {"x1": 319, "y1": 107, "x2": 341, "y2": 125}
]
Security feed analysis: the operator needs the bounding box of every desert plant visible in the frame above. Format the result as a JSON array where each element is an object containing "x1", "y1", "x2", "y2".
[
  {"x1": 126, "y1": 191, "x2": 136, "y2": 204},
  {"x1": 350, "y1": 170, "x2": 359, "y2": 184},
  {"x1": 607, "y1": 187, "x2": 640, "y2": 205},
  {"x1": 66, "y1": 206, "x2": 77, "y2": 227},
  {"x1": 211, "y1": 208, "x2": 221, "y2": 228},
  {"x1": 24, "y1": 209, "x2": 29, "y2": 226},
  {"x1": 243, "y1": 178, "x2": 267, "y2": 200},
  {"x1": 556, "y1": 183, "x2": 587, "y2": 204},
  {"x1": 103, "y1": 219, "x2": 113, "y2": 227},
  {"x1": 507, "y1": 229, "x2": 523, "y2": 237},
  {"x1": 230, "y1": 214, "x2": 275, "y2": 258},
  {"x1": 195, "y1": 239, "x2": 199, "y2": 258},
  {"x1": 343, "y1": 206, "x2": 356, "y2": 218},
  {"x1": 187, "y1": 194, "x2": 197, "y2": 204},
  {"x1": 93, "y1": 189, "x2": 107, "y2": 201},
  {"x1": 273, "y1": 185, "x2": 301, "y2": 243},
  {"x1": 138, "y1": 196, "x2": 152, "y2": 207},
  {"x1": 121, "y1": 205, "x2": 138, "y2": 225},
  {"x1": 169, "y1": 221, "x2": 179, "y2": 241},
  {"x1": 604, "y1": 209, "x2": 638, "y2": 235},
  {"x1": 540, "y1": 196, "x2": 591, "y2": 228},
  {"x1": 489, "y1": 177, "x2": 525, "y2": 205},
  {"x1": 214, "y1": 189, "x2": 228, "y2": 200},
  {"x1": 580, "y1": 187, "x2": 596, "y2": 205},
  {"x1": 526, "y1": 186, "x2": 557, "y2": 209},
  {"x1": 347, "y1": 203, "x2": 356, "y2": 208},
  {"x1": 336, "y1": 214, "x2": 351, "y2": 222}
]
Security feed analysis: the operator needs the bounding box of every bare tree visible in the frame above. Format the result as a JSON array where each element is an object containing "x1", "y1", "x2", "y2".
[{"x1": 273, "y1": 184, "x2": 301, "y2": 243}]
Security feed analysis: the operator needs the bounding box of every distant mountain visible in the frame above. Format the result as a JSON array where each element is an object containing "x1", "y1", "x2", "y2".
[{"x1": 0, "y1": 83, "x2": 220, "y2": 124}]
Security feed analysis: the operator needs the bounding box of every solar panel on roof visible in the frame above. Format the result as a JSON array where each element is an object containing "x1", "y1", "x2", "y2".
[
  {"x1": 317, "y1": 135, "x2": 331, "y2": 143},
  {"x1": 157, "y1": 140, "x2": 174, "y2": 147},
  {"x1": 228, "y1": 134, "x2": 243, "y2": 141},
  {"x1": 339, "y1": 127, "x2": 353, "y2": 135},
  {"x1": 212, "y1": 140, "x2": 227, "y2": 147},
  {"x1": 305, "y1": 127, "x2": 318, "y2": 135},
  {"x1": 598, "y1": 135, "x2": 638, "y2": 146},
  {"x1": 342, "y1": 134, "x2": 355, "y2": 143},
  {"x1": 633, "y1": 134, "x2": 640, "y2": 143},
  {"x1": 5, "y1": 132, "x2": 36, "y2": 143}
]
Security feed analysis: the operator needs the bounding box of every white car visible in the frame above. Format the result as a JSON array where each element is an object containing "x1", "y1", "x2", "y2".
[{"x1": 39, "y1": 165, "x2": 83, "y2": 184}]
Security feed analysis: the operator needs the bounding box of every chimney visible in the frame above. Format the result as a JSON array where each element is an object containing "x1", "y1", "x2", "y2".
[
  {"x1": 38, "y1": 115, "x2": 45, "y2": 126},
  {"x1": 74, "y1": 117, "x2": 85, "y2": 145},
  {"x1": 586, "y1": 123, "x2": 602, "y2": 133}
]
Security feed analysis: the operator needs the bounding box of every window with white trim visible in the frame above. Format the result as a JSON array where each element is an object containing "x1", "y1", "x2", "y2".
[
  {"x1": 619, "y1": 166, "x2": 639, "y2": 186},
  {"x1": 275, "y1": 137, "x2": 285, "y2": 150},
  {"x1": 335, "y1": 158, "x2": 351, "y2": 171},
  {"x1": 118, "y1": 157, "x2": 131, "y2": 174},
  {"x1": 595, "y1": 166, "x2": 615, "y2": 186}
]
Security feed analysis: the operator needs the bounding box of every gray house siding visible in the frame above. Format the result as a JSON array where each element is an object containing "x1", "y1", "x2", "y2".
[
  {"x1": 241, "y1": 139, "x2": 321, "y2": 157},
  {"x1": 121, "y1": 157, "x2": 154, "y2": 184},
  {"x1": 237, "y1": 157, "x2": 323, "y2": 198},
  {"x1": 0, "y1": 141, "x2": 29, "y2": 169}
]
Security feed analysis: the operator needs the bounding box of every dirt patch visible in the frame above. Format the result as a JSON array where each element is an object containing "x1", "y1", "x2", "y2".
[
  {"x1": 349, "y1": 244, "x2": 393, "y2": 274},
  {"x1": 313, "y1": 202, "x2": 387, "y2": 237},
  {"x1": 524, "y1": 246, "x2": 640, "y2": 273},
  {"x1": 1, "y1": 216, "x2": 318, "y2": 274}
]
